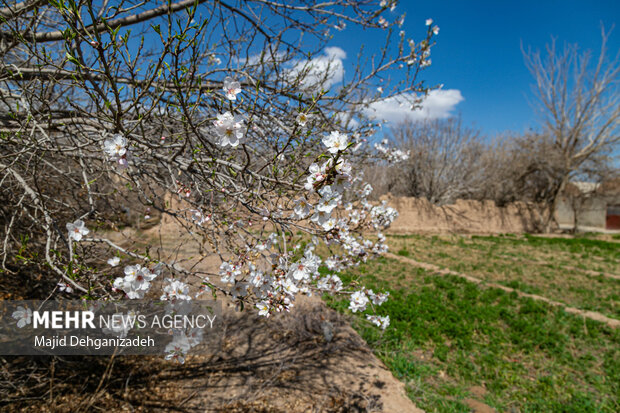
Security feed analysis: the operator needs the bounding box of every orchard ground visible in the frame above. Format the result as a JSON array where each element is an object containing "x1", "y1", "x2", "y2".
[{"x1": 3, "y1": 220, "x2": 618, "y2": 412}]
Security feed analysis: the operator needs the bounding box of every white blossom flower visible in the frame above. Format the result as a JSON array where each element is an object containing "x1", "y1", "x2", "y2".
[
  {"x1": 113, "y1": 264, "x2": 158, "y2": 299},
  {"x1": 334, "y1": 158, "x2": 352, "y2": 175},
  {"x1": 103, "y1": 134, "x2": 127, "y2": 158},
  {"x1": 322, "y1": 217, "x2": 337, "y2": 231},
  {"x1": 280, "y1": 278, "x2": 299, "y2": 295},
  {"x1": 322, "y1": 131, "x2": 349, "y2": 154},
  {"x1": 187, "y1": 328, "x2": 204, "y2": 347},
  {"x1": 107, "y1": 256, "x2": 120, "y2": 267},
  {"x1": 289, "y1": 251, "x2": 320, "y2": 281},
  {"x1": 249, "y1": 270, "x2": 265, "y2": 287},
  {"x1": 433, "y1": 25, "x2": 440, "y2": 35},
  {"x1": 305, "y1": 162, "x2": 328, "y2": 191},
  {"x1": 231, "y1": 282, "x2": 248, "y2": 299},
  {"x1": 311, "y1": 210, "x2": 331, "y2": 228},
  {"x1": 349, "y1": 290, "x2": 369, "y2": 313},
  {"x1": 161, "y1": 278, "x2": 191, "y2": 301},
  {"x1": 366, "y1": 314, "x2": 390, "y2": 330},
  {"x1": 164, "y1": 333, "x2": 191, "y2": 364},
  {"x1": 219, "y1": 261, "x2": 241, "y2": 284},
  {"x1": 103, "y1": 134, "x2": 130, "y2": 168},
  {"x1": 213, "y1": 111, "x2": 245, "y2": 147},
  {"x1": 293, "y1": 198, "x2": 311, "y2": 219},
  {"x1": 57, "y1": 282, "x2": 73, "y2": 293},
  {"x1": 66, "y1": 219, "x2": 89, "y2": 241},
  {"x1": 317, "y1": 274, "x2": 343, "y2": 292},
  {"x1": 190, "y1": 209, "x2": 209, "y2": 226},
  {"x1": 12, "y1": 306, "x2": 32, "y2": 328},
  {"x1": 223, "y1": 76, "x2": 241, "y2": 100},
  {"x1": 325, "y1": 257, "x2": 343, "y2": 271},
  {"x1": 296, "y1": 112, "x2": 312, "y2": 127},
  {"x1": 372, "y1": 291, "x2": 390, "y2": 306},
  {"x1": 256, "y1": 301, "x2": 271, "y2": 317},
  {"x1": 317, "y1": 185, "x2": 341, "y2": 214},
  {"x1": 208, "y1": 54, "x2": 221, "y2": 65},
  {"x1": 425, "y1": 18, "x2": 433, "y2": 26}
]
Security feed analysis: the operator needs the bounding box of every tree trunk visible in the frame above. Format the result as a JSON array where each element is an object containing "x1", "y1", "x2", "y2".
[{"x1": 544, "y1": 175, "x2": 569, "y2": 233}]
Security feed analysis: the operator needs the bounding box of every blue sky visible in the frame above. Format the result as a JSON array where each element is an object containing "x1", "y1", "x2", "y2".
[{"x1": 331, "y1": 0, "x2": 619, "y2": 137}]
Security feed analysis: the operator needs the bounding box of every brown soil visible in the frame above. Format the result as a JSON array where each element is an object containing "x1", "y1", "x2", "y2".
[{"x1": 168, "y1": 295, "x2": 422, "y2": 412}]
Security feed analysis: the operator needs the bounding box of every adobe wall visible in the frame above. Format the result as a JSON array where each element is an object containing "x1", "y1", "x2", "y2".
[{"x1": 382, "y1": 195, "x2": 546, "y2": 234}]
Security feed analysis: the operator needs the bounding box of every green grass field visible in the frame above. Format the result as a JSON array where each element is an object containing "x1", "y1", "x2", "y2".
[
  {"x1": 389, "y1": 233, "x2": 619, "y2": 319},
  {"x1": 323, "y1": 234, "x2": 620, "y2": 412}
]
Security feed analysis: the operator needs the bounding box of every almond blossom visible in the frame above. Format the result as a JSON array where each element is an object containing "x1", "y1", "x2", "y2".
[
  {"x1": 107, "y1": 256, "x2": 121, "y2": 267},
  {"x1": 164, "y1": 333, "x2": 191, "y2": 363},
  {"x1": 293, "y1": 198, "x2": 311, "y2": 218},
  {"x1": 213, "y1": 111, "x2": 245, "y2": 147},
  {"x1": 57, "y1": 282, "x2": 73, "y2": 293},
  {"x1": 305, "y1": 161, "x2": 328, "y2": 191},
  {"x1": 256, "y1": 301, "x2": 271, "y2": 317},
  {"x1": 316, "y1": 185, "x2": 341, "y2": 213},
  {"x1": 222, "y1": 76, "x2": 241, "y2": 100},
  {"x1": 349, "y1": 290, "x2": 369, "y2": 313},
  {"x1": 103, "y1": 134, "x2": 129, "y2": 168},
  {"x1": 295, "y1": 112, "x2": 312, "y2": 126},
  {"x1": 322, "y1": 131, "x2": 349, "y2": 154},
  {"x1": 66, "y1": 219, "x2": 89, "y2": 241},
  {"x1": 366, "y1": 314, "x2": 390, "y2": 330},
  {"x1": 317, "y1": 274, "x2": 343, "y2": 292},
  {"x1": 113, "y1": 264, "x2": 158, "y2": 299},
  {"x1": 12, "y1": 306, "x2": 32, "y2": 328},
  {"x1": 161, "y1": 279, "x2": 191, "y2": 301}
]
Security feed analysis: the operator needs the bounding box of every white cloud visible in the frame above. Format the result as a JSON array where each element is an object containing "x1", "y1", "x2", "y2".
[
  {"x1": 287, "y1": 47, "x2": 346, "y2": 90},
  {"x1": 363, "y1": 89, "x2": 464, "y2": 123}
]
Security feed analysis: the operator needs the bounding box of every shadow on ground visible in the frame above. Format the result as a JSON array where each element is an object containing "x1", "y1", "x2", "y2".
[{"x1": 1, "y1": 298, "x2": 412, "y2": 412}]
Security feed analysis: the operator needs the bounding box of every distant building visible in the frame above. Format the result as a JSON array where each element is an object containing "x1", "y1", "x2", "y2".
[{"x1": 556, "y1": 179, "x2": 620, "y2": 231}]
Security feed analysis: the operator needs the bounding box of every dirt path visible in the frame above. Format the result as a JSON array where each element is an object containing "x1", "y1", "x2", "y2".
[
  {"x1": 384, "y1": 252, "x2": 620, "y2": 329},
  {"x1": 168, "y1": 296, "x2": 424, "y2": 412}
]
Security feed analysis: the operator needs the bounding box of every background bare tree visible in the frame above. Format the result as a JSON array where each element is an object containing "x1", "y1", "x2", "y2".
[
  {"x1": 370, "y1": 116, "x2": 486, "y2": 205},
  {"x1": 523, "y1": 27, "x2": 620, "y2": 230}
]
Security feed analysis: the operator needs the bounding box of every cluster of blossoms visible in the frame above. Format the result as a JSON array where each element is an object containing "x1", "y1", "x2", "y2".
[
  {"x1": 374, "y1": 139, "x2": 410, "y2": 162},
  {"x1": 190, "y1": 209, "x2": 210, "y2": 226},
  {"x1": 175, "y1": 180, "x2": 192, "y2": 197},
  {"x1": 366, "y1": 314, "x2": 390, "y2": 330},
  {"x1": 113, "y1": 264, "x2": 160, "y2": 299},
  {"x1": 164, "y1": 327, "x2": 203, "y2": 363},
  {"x1": 58, "y1": 74, "x2": 407, "y2": 363},
  {"x1": 221, "y1": 129, "x2": 398, "y2": 324},
  {"x1": 160, "y1": 278, "x2": 191, "y2": 301},
  {"x1": 348, "y1": 288, "x2": 389, "y2": 312},
  {"x1": 103, "y1": 134, "x2": 129, "y2": 168}
]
